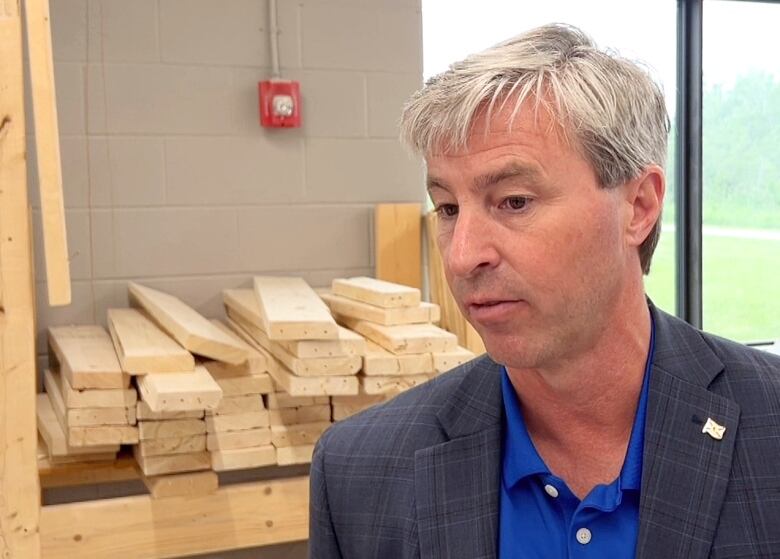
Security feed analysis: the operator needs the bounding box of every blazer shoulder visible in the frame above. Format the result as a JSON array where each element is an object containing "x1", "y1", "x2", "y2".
[{"x1": 317, "y1": 356, "x2": 490, "y2": 458}]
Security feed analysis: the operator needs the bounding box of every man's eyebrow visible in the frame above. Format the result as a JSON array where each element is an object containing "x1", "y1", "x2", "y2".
[
  {"x1": 473, "y1": 164, "x2": 542, "y2": 191},
  {"x1": 426, "y1": 176, "x2": 448, "y2": 192}
]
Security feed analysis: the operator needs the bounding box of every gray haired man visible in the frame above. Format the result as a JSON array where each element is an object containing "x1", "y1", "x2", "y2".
[{"x1": 309, "y1": 24, "x2": 780, "y2": 558}]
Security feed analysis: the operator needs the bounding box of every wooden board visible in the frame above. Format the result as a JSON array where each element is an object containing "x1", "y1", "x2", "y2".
[
  {"x1": 362, "y1": 340, "x2": 434, "y2": 376},
  {"x1": 0, "y1": 2, "x2": 41, "y2": 553},
  {"x1": 205, "y1": 411, "x2": 270, "y2": 433},
  {"x1": 25, "y1": 0, "x2": 70, "y2": 306},
  {"x1": 136, "y1": 401, "x2": 204, "y2": 421},
  {"x1": 40, "y1": 476, "x2": 309, "y2": 559},
  {"x1": 374, "y1": 203, "x2": 422, "y2": 289},
  {"x1": 320, "y1": 290, "x2": 438, "y2": 326},
  {"x1": 46, "y1": 451, "x2": 117, "y2": 466},
  {"x1": 206, "y1": 394, "x2": 264, "y2": 416},
  {"x1": 129, "y1": 282, "x2": 248, "y2": 364},
  {"x1": 141, "y1": 470, "x2": 218, "y2": 500},
  {"x1": 211, "y1": 445, "x2": 276, "y2": 472},
  {"x1": 45, "y1": 368, "x2": 137, "y2": 409},
  {"x1": 278, "y1": 326, "x2": 365, "y2": 359},
  {"x1": 138, "y1": 419, "x2": 206, "y2": 441},
  {"x1": 107, "y1": 308, "x2": 194, "y2": 374},
  {"x1": 133, "y1": 448, "x2": 211, "y2": 477},
  {"x1": 228, "y1": 312, "x2": 361, "y2": 377},
  {"x1": 48, "y1": 325, "x2": 128, "y2": 389},
  {"x1": 36, "y1": 394, "x2": 119, "y2": 457},
  {"x1": 267, "y1": 360, "x2": 359, "y2": 397},
  {"x1": 337, "y1": 316, "x2": 458, "y2": 355},
  {"x1": 136, "y1": 434, "x2": 207, "y2": 457},
  {"x1": 332, "y1": 402, "x2": 383, "y2": 421},
  {"x1": 206, "y1": 427, "x2": 271, "y2": 451},
  {"x1": 332, "y1": 276, "x2": 421, "y2": 309},
  {"x1": 207, "y1": 368, "x2": 274, "y2": 396},
  {"x1": 67, "y1": 405, "x2": 136, "y2": 427},
  {"x1": 432, "y1": 346, "x2": 476, "y2": 373},
  {"x1": 67, "y1": 425, "x2": 139, "y2": 447},
  {"x1": 269, "y1": 404, "x2": 332, "y2": 426},
  {"x1": 136, "y1": 365, "x2": 222, "y2": 412},
  {"x1": 270, "y1": 421, "x2": 331, "y2": 448},
  {"x1": 331, "y1": 394, "x2": 388, "y2": 406},
  {"x1": 360, "y1": 374, "x2": 430, "y2": 396},
  {"x1": 266, "y1": 393, "x2": 329, "y2": 410},
  {"x1": 208, "y1": 318, "x2": 268, "y2": 373},
  {"x1": 252, "y1": 276, "x2": 338, "y2": 340},
  {"x1": 276, "y1": 444, "x2": 315, "y2": 466}
]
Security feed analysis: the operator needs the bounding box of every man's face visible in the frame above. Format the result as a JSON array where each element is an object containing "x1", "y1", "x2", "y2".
[{"x1": 426, "y1": 103, "x2": 636, "y2": 370}]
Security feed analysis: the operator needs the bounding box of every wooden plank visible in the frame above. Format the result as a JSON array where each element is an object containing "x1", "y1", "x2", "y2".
[
  {"x1": 320, "y1": 290, "x2": 437, "y2": 326},
  {"x1": 38, "y1": 452, "x2": 137, "y2": 489},
  {"x1": 0, "y1": 1, "x2": 40, "y2": 553},
  {"x1": 206, "y1": 368, "x2": 274, "y2": 396},
  {"x1": 266, "y1": 360, "x2": 359, "y2": 397},
  {"x1": 374, "y1": 203, "x2": 422, "y2": 289},
  {"x1": 332, "y1": 276, "x2": 421, "y2": 308},
  {"x1": 129, "y1": 282, "x2": 248, "y2": 364},
  {"x1": 206, "y1": 427, "x2": 271, "y2": 451},
  {"x1": 211, "y1": 445, "x2": 277, "y2": 472},
  {"x1": 206, "y1": 394, "x2": 264, "y2": 416},
  {"x1": 227, "y1": 312, "x2": 361, "y2": 377},
  {"x1": 337, "y1": 316, "x2": 458, "y2": 355},
  {"x1": 46, "y1": 451, "x2": 116, "y2": 466},
  {"x1": 278, "y1": 326, "x2": 365, "y2": 359},
  {"x1": 208, "y1": 318, "x2": 268, "y2": 373},
  {"x1": 136, "y1": 434, "x2": 207, "y2": 457},
  {"x1": 360, "y1": 374, "x2": 431, "y2": 396},
  {"x1": 330, "y1": 394, "x2": 388, "y2": 406},
  {"x1": 46, "y1": 367, "x2": 136, "y2": 409},
  {"x1": 48, "y1": 325, "x2": 129, "y2": 389},
  {"x1": 432, "y1": 346, "x2": 477, "y2": 373},
  {"x1": 141, "y1": 470, "x2": 218, "y2": 500},
  {"x1": 205, "y1": 411, "x2": 270, "y2": 433},
  {"x1": 133, "y1": 448, "x2": 211, "y2": 477},
  {"x1": 276, "y1": 444, "x2": 315, "y2": 466},
  {"x1": 332, "y1": 399, "x2": 387, "y2": 421},
  {"x1": 266, "y1": 393, "x2": 329, "y2": 410},
  {"x1": 136, "y1": 401, "x2": 204, "y2": 421},
  {"x1": 107, "y1": 308, "x2": 195, "y2": 374},
  {"x1": 25, "y1": 0, "x2": 70, "y2": 306},
  {"x1": 36, "y1": 394, "x2": 119, "y2": 457},
  {"x1": 138, "y1": 419, "x2": 206, "y2": 441},
  {"x1": 40, "y1": 476, "x2": 309, "y2": 558},
  {"x1": 67, "y1": 405, "x2": 136, "y2": 427},
  {"x1": 252, "y1": 276, "x2": 338, "y2": 340},
  {"x1": 269, "y1": 404, "x2": 331, "y2": 426},
  {"x1": 362, "y1": 340, "x2": 434, "y2": 376},
  {"x1": 270, "y1": 422, "x2": 330, "y2": 448},
  {"x1": 136, "y1": 365, "x2": 222, "y2": 412},
  {"x1": 67, "y1": 425, "x2": 139, "y2": 447}
]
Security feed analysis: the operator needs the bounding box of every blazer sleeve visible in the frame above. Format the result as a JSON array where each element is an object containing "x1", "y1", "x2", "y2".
[{"x1": 309, "y1": 437, "x2": 344, "y2": 559}]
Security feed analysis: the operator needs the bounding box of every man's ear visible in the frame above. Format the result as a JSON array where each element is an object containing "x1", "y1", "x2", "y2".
[{"x1": 624, "y1": 165, "x2": 665, "y2": 248}]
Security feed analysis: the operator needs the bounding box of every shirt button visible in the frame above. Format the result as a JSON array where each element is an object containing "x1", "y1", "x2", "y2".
[
  {"x1": 576, "y1": 528, "x2": 592, "y2": 545},
  {"x1": 543, "y1": 484, "x2": 559, "y2": 498}
]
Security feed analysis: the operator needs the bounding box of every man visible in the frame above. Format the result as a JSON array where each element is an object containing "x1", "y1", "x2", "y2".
[{"x1": 309, "y1": 24, "x2": 780, "y2": 558}]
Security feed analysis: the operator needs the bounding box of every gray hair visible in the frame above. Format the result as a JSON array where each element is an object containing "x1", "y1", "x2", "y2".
[{"x1": 400, "y1": 23, "x2": 670, "y2": 274}]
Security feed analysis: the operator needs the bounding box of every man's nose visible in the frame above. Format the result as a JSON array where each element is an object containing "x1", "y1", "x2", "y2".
[{"x1": 443, "y1": 209, "x2": 500, "y2": 278}]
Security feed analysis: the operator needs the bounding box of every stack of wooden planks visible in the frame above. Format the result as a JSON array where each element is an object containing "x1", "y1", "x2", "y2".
[
  {"x1": 39, "y1": 326, "x2": 138, "y2": 463},
  {"x1": 266, "y1": 392, "x2": 332, "y2": 465},
  {"x1": 203, "y1": 320, "x2": 276, "y2": 471}
]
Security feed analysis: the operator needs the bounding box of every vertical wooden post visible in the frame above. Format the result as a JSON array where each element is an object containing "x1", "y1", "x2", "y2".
[
  {"x1": 374, "y1": 203, "x2": 422, "y2": 289},
  {"x1": 0, "y1": 0, "x2": 43, "y2": 557}
]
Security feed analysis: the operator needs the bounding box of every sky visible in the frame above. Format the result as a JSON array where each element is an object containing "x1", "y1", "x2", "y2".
[{"x1": 422, "y1": 0, "x2": 780, "y2": 115}]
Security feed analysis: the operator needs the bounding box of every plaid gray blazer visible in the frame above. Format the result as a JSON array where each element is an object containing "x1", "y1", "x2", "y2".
[{"x1": 310, "y1": 306, "x2": 780, "y2": 558}]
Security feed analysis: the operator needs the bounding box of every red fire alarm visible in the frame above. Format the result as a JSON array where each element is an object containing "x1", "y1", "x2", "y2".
[{"x1": 259, "y1": 79, "x2": 301, "y2": 128}]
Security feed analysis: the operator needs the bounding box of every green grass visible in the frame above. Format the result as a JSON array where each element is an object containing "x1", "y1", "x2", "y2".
[{"x1": 645, "y1": 232, "x2": 780, "y2": 342}]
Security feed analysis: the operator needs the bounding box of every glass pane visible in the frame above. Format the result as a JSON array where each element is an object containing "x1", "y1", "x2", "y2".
[
  {"x1": 422, "y1": 0, "x2": 678, "y2": 314},
  {"x1": 703, "y1": 0, "x2": 780, "y2": 342}
]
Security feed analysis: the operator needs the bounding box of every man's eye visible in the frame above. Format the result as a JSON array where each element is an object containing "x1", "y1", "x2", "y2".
[
  {"x1": 435, "y1": 204, "x2": 459, "y2": 218},
  {"x1": 500, "y1": 196, "x2": 530, "y2": 210}
]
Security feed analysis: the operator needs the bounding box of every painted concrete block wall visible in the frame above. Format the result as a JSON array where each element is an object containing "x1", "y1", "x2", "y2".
[{"x1": 31, "y1": 1, "x2": 424, "y2": 557}]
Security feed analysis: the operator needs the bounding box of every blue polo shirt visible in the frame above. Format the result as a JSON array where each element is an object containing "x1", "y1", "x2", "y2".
[{"x1": 498, "y1": 323, "x2": 654, "y2": 558}]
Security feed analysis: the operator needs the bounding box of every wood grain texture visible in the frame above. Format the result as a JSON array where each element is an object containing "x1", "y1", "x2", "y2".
[
  {"x1": 331, "y1": 276, "x2": 420, "y2": 308},
  {"x1": 336, "y1": 315, "x2": 458, "y2": 355},
  {"x1": 48, "y1": 325, "x2": 128, "y2": 388},
  {"x1": 129, "y1": 282, "x2": 248, "y2": 364},
  {"x1": 136, "y1": 365, "x2": 222, "y2": 412},
  {"x1": 252, "y1": 276, "x2": 338, "y2": 340},
  {"x1": 374, "y1": 203, "x2": 422, "y2": 289},
  {"x1": 210, "y1": 445, "x2": 276, "y2": 471},
  {"x1": 141, "y1": 470, "x2": 218, "y2": 499}
]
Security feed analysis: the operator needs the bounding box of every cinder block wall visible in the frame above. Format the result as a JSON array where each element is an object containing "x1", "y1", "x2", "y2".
[
  {"x1": 32, "y1": 0, "x2": 424, "y2": 354},
  {"x1": 31, "y1": 1, "x2": 423, "y2": 557}
]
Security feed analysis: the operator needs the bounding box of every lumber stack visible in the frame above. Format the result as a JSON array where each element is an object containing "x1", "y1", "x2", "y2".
[
  {"x1": 266, "y1": 392, "x2": 332, "y2": 465},
  {"x1": 39, "y1": 326, "x2": 138, "y2": 462},
  {"x1": 203, "y1": 320, "x2": 276, "y2": 472},
  {"x1": 223, "y1": 277, "x2": 362, "y2": 399}
]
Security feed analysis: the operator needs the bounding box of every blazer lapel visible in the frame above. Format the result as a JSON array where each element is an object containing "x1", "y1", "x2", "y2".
[
  {"x1": 637, "y1": 308, "x2": 741, "y2": 559},
  {"x1": 415, "y1": 358, "x2": 503, "y2": 559}
]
